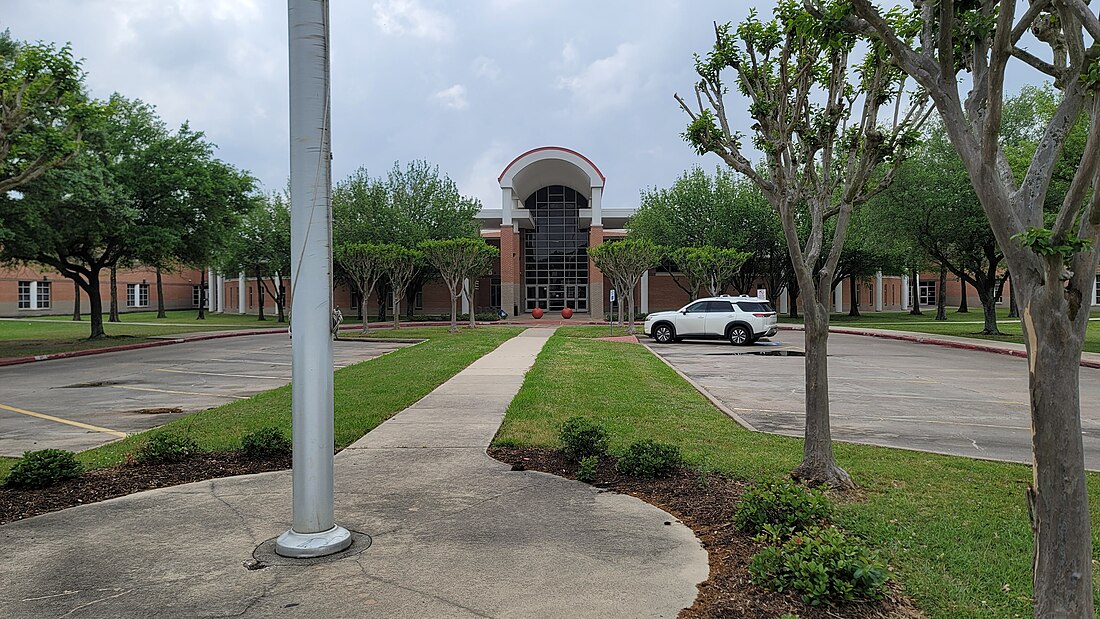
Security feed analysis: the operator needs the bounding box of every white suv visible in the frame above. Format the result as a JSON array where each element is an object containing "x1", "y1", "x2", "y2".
[{"x1": 643, "y1": 296, "x2": 778, "y2": 345}]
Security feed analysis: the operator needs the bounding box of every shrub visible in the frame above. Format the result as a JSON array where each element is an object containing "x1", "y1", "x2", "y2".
[
  {"x1": 240, "y1": 427, "x2": 292, "y2": 459},
  {"x1": 135, "y1": 432, "x2": 199, "y2": 464},
  {"x1": 616, "y1": 440, "x2": 682, "y2": 478},
  {"x1": 559, "y1": 416, "x2": 609, "y2": 461},
  {"x1": 748, "y1": 524, "x2": 889, "y2": 606},
  {"x1": 4, "y1": 449, "x2": 83, "y2": 489},
  {"x1": 734, "y1": 480, "x2": 831, "y2": 536},
  {"x1": 577, "y1": 456, "x2": 599, "y2": 484}
]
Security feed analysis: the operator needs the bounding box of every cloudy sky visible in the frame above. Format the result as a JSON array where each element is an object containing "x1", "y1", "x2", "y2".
[{"x1": 5, "y1": 1, "x2": 1049, "y2": 211}]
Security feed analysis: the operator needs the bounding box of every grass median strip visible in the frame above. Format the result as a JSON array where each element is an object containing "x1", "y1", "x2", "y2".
[
  {"x1": 0, "y1": 326, "x2": 522, "y2": 479},
  {"x1": 492, "y1": 332, "x2": 1100, "y2": 618}
]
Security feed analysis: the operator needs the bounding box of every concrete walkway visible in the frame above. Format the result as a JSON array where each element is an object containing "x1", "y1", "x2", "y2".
[{"x1": 0, "y1": 328, "x2": 707, "y2": 618}]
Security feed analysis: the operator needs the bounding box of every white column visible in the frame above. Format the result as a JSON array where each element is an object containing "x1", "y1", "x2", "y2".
[
  {"x1": 779, "y1": 288, "x2": 789, "y2": 314},
  {"x1": 640, "y1": 270, "x2": 649, "y2": 314},
  {"x1": 461, "y1": 278, "x2": 470, "y2": 314},
  {"x1": 501, "y1": 187, "x2": 512, "y2": 226},
  {"x1": 216, "y1": 274, "x2": 226, "y2": 313},
  {"x1": 206, "y1": 267, "x2": 215, "y2": 310},
  {"x1": 591, "y1": 186, "x2": 603, "y2": 227},
  {"x1": 277, "y1": 0, "x2": 351, "y2": 560},
  {"x1": 914, "y1": 272, "x2": 921, "y2": 306},
  {"x1": 834, "y1": 280, "x2": 843, "y2": 313},
  {"x1": 901, "y1": 274, "x2": 910, "y2": 309},
  {"x1": 238, "y1": 271, "x2": 246, "y2": 314},
  {"x1": 874, "y1": 271, "x2": 883, "y2": 312}
]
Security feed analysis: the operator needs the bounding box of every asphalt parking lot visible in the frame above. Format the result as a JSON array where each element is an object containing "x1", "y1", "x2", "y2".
[
  {"x1": 0, "y1": 333, "x2": 409, "y2": 456},
  {"x1": 648, "y1": 331, "x2": 1100, "y2": 470}
]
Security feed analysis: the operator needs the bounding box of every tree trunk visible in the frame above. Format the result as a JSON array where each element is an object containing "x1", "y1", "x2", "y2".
[
  {"x1": 958, "y1": 281, "x2": 969, "y2": 313},
  {"x1": 847, "y1": 277, "x2": 860, "y2": 317},
  {"x1": 976, "y1": 287, "x2": 1002, "y2": 335},
  {"x1": 466, "y1": 282, "x2": 477, "y2": 329},
  {"x1": 1020, "y1": 285, "x2": 1093, "y2": 617},
  {"x1": 1008, "y1": 274, "x2": 1019, "y2": 319},
  {"x1": 83, "y1": 275, "x2": 106, "y2": 339},
  {"x1": 935, "y1": 265, "x2": 947, "y2": 321},
  {"x1": 155, "y1": 267, "x2": 166, "y2": 318},
  {"x1": 274, "y1": 277, "x2": 286, "y2": 323},
  {"x1": 360, "y1": 285, "x2": 370, "y2": 334},
  {"x1": 626, "y1": 285, "x2": 637, "y2": 335},
  {"x1": 196, "y1": 269, "x2": 207, "y2": 320},
  {"x1": 788, "y1": 286, "x2": 799, "y2": 319},
  {"x1": 376, "y1": 286, "x2": 387, "y2": 322},
  {"x1": 908, "y1": 269, "x2": 921, "y2": 315},
  {"x1": 109, "y1": 266, "x2": 121, "y2": 322},
  {"x1": 255, "y1": 268, "x2": 265, "y2": 321},
  {"x1": 393, "y1": 291, "x2": 401, "y2": 329},
  {"x1": 72, "y1": 280, "x2": 81, "y2": 321},
  {"x1": 449, "y1": 286, "x2": 459, "y2": 333},
  {"x1": 792, "y1": 291, "x2": 853, "y2": 489}
]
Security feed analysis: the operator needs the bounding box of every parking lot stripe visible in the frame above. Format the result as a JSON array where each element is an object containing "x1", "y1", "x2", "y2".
[
  {"x1": 155, "y1": 368, "x2": 286, "y2": 380},
  {"x1": 110, "y1": 385, "x2": 249, "y2": 400},
  {"x1": 208, "y1": 358, "x2": 293, "y2": 366},
  {"x1": 0, "y1": 403, "x2": 128, "y2": 438}
]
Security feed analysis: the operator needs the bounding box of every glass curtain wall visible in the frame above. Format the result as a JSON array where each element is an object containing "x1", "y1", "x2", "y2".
[{"x1": 523, "y1": 185, "x2": 589, "y2": 312}]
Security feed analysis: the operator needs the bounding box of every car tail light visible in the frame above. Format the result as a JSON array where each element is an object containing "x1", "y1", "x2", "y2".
[{"x1": 753, "y1": 312, "x2": 774, "y2": 317}]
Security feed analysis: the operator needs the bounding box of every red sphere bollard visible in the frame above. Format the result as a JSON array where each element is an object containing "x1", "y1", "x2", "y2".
[
  {"x1": 561, "y1": 307, "x2": 573, "y2": 319},
  {"x1": 532, "y1": 307, "x2": 544, "y2": 319}
]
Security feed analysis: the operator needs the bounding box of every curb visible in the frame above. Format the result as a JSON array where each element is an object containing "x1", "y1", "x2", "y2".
[{"x1": 779, "y1": 324, "x2": 1100, "y2": 370}]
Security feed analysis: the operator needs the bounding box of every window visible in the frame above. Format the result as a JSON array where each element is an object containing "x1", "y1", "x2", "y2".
[
  {"x1": 18, "y1": 281, "x2": 32, "y2": 309},
  {"x1": 414, "y1": 290, "x2": 424, "y2": 310},
  {"x1": 17, "y1": 280, "x2": 50, "y2": 310},
  {"x1": 192, "y1": 285, "x2": 202, "y2": 307},
  {"x1": 684, "y1": 301, "x2": 708, "y2": 313},
  {"x1": 918, "y1": 280, "x2": 937, "y2": 306},
  {"x1": 523, "y1": 185, "x2": 589, "y2": 312},
  {"x1": 36, "y1": 282, "x2": 50, "y2": 309},
  {"x1": 1094, "y1": 274, "x2": 1100, "y2": 305},
  {"x1": 707, "y1": 300, "x2": 734, "y2": 312},
  {"x1": 736, "y1": 301, "x2": 773, "y2": 313},
  {"x1": 127, "y1": 283, "x2": 149, "y2": 307}
]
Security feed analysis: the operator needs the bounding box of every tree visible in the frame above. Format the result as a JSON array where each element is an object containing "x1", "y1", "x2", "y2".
[
  {"x1": 669, "y1": 246, "x2": 751, "y2": 297},
  {"x1": 462, "y1": 243, "x2": 498, "y2": 329},
  {"x1": 334, "y1": 243, "x2": 387, "y2": 333},
  {"x1": 378, "y1": 244, "x2": 420, "y2": 329},
  {"x1": 629, "y1": 167, "x2": 789, "y2": 303},
  {"x1": 841, "y1": 1, "x2": 1100, "y2": 613},
  {"x1": 1, "y1": 32, "x2": 93, "y2": 193},
  {"x1": 676, "y1": 2, "x2": 928, "y2": 487},
  {"x1": 589, "y1": 239, "x2": 664, "y2": 334},
  {"x1": 220, "y1": 194, "x2": 290, "y2": 322},
  {"x1": 420, "y1": 238, "x2": 500, "y2": 333},
  {"x1": 332, "y1": 162, "x2": 480, "y2": 319}
]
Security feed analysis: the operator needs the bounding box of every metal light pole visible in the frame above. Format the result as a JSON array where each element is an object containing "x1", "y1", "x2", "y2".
[{"x1": 275, "y1": 0, "x2": 352, "y2": 558}]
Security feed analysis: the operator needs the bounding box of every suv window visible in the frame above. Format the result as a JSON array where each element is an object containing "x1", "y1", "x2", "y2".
[
  {"x1": 706, "y1": 300, "x2": 734, "y2": 312},
  {"x1": 735, "y1": 301, "x2": 774, "y2": 312},
  {"x1": 684, "y1": 301, "x2": 708, "y2": 313}
]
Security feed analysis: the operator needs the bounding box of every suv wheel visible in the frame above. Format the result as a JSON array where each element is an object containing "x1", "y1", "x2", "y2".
[
  {"x1": 653, "y1": 324, "x2": 675, "y2": 344},
  {"x1": 727, "y1": 325, "x2": 751, "y2": 346}
]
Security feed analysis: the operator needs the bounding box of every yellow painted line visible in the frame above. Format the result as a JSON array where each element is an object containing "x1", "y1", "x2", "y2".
[
  {"x1": 0, "y1": 403, "x2": 128, "y2": 438},
  {"x1": 110, "y1": 385, "x2": 249, "y2": 400},
  {"x1": 155, "y1": 368, "x2": 285, "y2": 380}
]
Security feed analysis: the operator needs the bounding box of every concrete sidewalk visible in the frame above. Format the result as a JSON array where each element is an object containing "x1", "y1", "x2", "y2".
[{"x1": 0, "y1": 328, "x2": 707, "y2": 618}]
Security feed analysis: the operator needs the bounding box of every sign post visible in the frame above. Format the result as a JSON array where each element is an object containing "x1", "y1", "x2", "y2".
[{"x1": 609, "y1": 289, "x2": 617, "y2": 334}]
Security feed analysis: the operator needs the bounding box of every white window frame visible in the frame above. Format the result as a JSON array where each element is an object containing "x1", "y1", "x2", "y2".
[
  {"x1": 193, "y1": 285, "x2": 202, "y2": 308},
  {"x1": 127, "y1": 283, "x2": 150, "y2": 308},
  {"x1": 18, "y1": 280, "x2": 51, "y2": 310}
]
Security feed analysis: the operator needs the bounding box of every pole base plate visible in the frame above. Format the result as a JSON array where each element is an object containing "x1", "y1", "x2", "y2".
[{"x1": 274, "y1": 524, "x2": 353, "y2": 558}]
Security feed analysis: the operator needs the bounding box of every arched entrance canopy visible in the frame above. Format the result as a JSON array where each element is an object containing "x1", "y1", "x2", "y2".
[{"x1": 497, "y1": 147, "x2": 604, "y2": 228}]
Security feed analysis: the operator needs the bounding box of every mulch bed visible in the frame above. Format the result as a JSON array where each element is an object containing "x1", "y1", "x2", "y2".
[
  {"x1": 0, "y1": 452, "x2": 290, "y2": 525},
  {"x1": 488, "y1": 446, "x2": 924, "y2": 619}
]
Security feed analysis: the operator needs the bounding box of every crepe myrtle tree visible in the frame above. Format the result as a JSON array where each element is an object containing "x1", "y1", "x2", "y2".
[
  {"x1": 461, "y1": 241, "x2": 498, "y2": 329},
  {"x1": 334, "y1": 242, "x2": 387, "y2": 333},
  {"x1": 838, "y1": 1, "x2": 1100, "y2": 613},
  {"x1": 589, "y1": 239, "x2": 664, "y2": 335},
  {"x1": 379, "y1": 244, "x2": 421, "y2": 329},
  {"x1": 420, "y1": 238, "x2": 499, "y2": 333},
  {"x1": 670, "y1": 246, "x2": 752, "y2": 297},
  {"x1": 676, "y1": 1, "x2": 929, "y2": 488}
]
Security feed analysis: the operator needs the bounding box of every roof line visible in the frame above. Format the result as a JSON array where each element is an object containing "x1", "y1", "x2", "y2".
[{"x1": 497, "y1": 146, "x2": 606, "y2": 183}]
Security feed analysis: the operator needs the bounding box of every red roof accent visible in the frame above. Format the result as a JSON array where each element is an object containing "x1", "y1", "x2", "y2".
[{"x1": 497, "y1": 146, "x2": 606, "y2": 183}]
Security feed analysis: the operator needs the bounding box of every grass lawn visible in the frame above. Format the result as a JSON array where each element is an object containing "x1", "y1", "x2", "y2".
[
  {"x1": 0, "y1": 326, "x2": 522, "y2": 479},
  {"x1": 0, "y1": 310, "x2": 287, "y2": 359},
  {"x1": 775, "y1": 308, "x2": 1100, "y2": 352},
  {"x1": 493, "y1": 332, "x2": 1100, "y2": 618}
]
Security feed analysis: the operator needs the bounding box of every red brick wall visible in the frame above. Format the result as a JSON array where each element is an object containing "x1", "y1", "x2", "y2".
[{"x1": 1, "y1": 265, "x2": 201, "y2": 317}]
